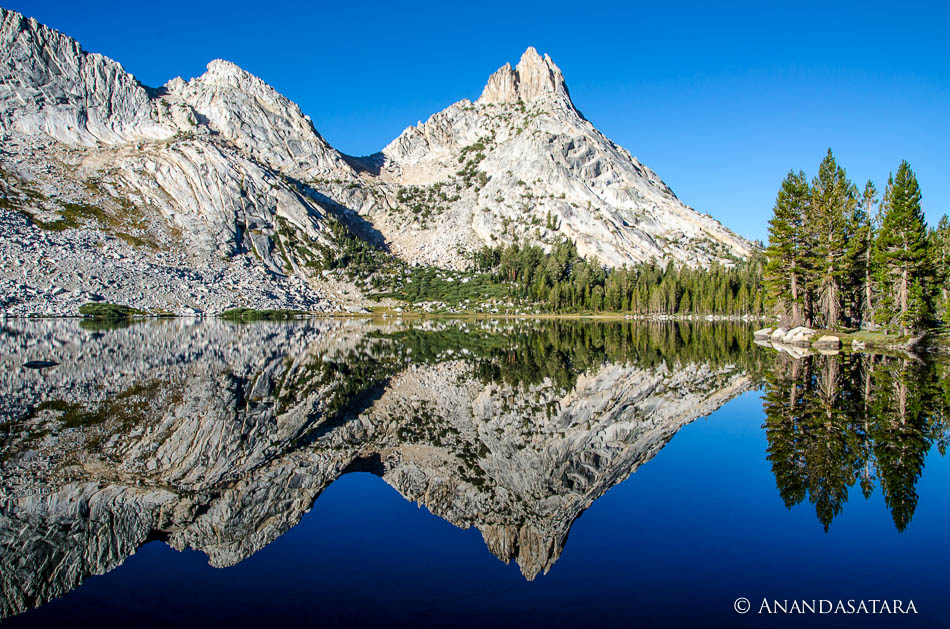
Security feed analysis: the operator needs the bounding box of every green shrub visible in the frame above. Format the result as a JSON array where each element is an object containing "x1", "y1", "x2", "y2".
[
  {"x1": 219, "y1": 308, "x2": 309, "y2": 321},
  {"x1": 78, "y1": 302, "x2": 144, "y2": 319}
]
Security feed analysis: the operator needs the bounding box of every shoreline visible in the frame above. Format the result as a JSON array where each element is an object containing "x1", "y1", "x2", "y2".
[
  {"x1": 0, "y1": 311, "x2": 773, "y2": 322},
  {"x1": 755, "y1": 325, "x2": 948, "y2": 358}
]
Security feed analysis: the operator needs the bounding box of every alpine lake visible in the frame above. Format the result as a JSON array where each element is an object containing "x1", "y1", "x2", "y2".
[{"x1": 1, "y1": 317, "x2": 948, "y2": 627}]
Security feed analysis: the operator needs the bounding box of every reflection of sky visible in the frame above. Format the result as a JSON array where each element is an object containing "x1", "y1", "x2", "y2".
[{"x1": 9, "y1": 390, "x2": 948, "y2": 628}]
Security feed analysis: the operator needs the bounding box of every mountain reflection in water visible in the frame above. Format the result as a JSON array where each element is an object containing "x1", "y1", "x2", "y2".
[{"x1": 0, "y1": 318, "x2": 947, "y2": 622}]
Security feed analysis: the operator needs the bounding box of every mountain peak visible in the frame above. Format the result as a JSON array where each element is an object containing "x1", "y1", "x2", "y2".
[
  {"x1": 204, "y1": 58, "x2": 249, "y2": 79},
  {"x1": 477, "y1": 47, "x2": 574, "y2": 108}
]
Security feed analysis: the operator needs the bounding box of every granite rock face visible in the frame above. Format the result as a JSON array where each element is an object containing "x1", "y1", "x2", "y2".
[
  {"x1": 1, "y1": 8, "x2": 753, "y2": 315},
  {"x1": 0, "y1": 319, "x2": 755, "y2": 616},
  {"x1": 0, "y1": 8, "x2": 357, "y2": 314},
  {"x1": 478, "y1": 47, "x2": 573, "y2": 107},
  {"x1": 0, "y1": 10, "x2": 173, "y2": 145},
  {"x1": 162, "y1": 59, "x2": 356, "y2": 182},
  {"x1": 368, "y1": 47, "x2": 754, "y2": 268}
]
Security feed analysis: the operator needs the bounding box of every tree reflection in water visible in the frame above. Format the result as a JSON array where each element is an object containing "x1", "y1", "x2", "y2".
[{"x1": 762, "y1": 351, "x2": 950, "y2": 531}]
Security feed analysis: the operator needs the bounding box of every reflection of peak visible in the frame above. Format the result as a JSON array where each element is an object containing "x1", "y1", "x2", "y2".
[
  {"x1": 481, "y1": 523, "x2": 562, "y2": 581},
  {"x1": 372, "y1": 360, "x2": 754, "y2": 580},
  {"x1": 477, "y1": 46, "x2": 575, "y2": 111},
  {"x1": 0, "y1": 320, "x2": 757, "y2": 617}
]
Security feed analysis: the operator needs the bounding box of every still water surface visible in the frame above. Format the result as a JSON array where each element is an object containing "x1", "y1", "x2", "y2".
[{"x1": 1, "y1": 318, "x2": 948, "y2": 627}]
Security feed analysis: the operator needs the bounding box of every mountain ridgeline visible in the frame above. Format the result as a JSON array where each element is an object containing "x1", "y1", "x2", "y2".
[{"x1": 0, "y1": 8, "x2": 753, "y2": 316}]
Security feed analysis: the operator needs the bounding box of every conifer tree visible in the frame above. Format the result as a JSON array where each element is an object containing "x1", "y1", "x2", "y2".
[
  {"x1": 929, "y1": 215, "x2": 950, "y2": 323},
  {"x1": 852, "y1": 181, "x2": 878, "y2": 326},
  {"x1": 764, "y1": 170, "x2": 812, "y2": 325},
  {"x1": 873, "y1": 161, "x2": 931, "y2": 334},
  {"x1": 810, "y1": 149, "x2": 858, "y2": 328}
]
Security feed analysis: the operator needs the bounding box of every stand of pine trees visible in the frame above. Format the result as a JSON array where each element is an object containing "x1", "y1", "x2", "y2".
[
  {"x1": 765, "y1": 150, "x2": 949, "y2": 335},
  {"x1": 473, "y1": 239, "x2": 766, "y2": 316}
]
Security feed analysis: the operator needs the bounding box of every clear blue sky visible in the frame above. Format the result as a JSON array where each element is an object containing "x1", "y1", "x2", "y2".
[{"x1": 7, "y1": 0, "x2": 949, "y2": 241}]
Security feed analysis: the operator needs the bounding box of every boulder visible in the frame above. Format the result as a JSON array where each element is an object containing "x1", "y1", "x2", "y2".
[
  {"x1": 770, "y1": 327, "x2": 789, "y2": 340},
  {"x1": 753, "y1": 327, "x2": 773, "y2": 339},
  {"x1": 813, "y1": 335, "x2": 841, "y2": 349},
  {"x1": 781, "y1": 326, "x2": 815, "y2": 346}
]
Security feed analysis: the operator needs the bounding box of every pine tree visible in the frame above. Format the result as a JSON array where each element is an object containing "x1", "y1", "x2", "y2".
[
  {"x1": 873, "y1": 161, "x2": 931, "y2": 334},
  {"x1": 929, "y1": 215, "x2": 950, "y2": 323},
  {"x1": 846, "y1": 180, "x2": 877, "y2": 327},
  {"x1": 809, "y1": 149, "x2": 858, "y2": 329},
  {"x1": 764, "y1": 170, "x2": 812, "y2": 325}
]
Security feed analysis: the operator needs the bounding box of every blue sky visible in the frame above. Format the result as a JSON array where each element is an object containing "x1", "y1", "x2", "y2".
[{"x1": 7, "y1": 0, "x2": 949, "y2": 241}]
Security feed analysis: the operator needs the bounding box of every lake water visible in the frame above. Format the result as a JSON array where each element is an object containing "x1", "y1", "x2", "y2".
[{"x1": 1, "y1": 318, "x2": 948, "y2": 627}]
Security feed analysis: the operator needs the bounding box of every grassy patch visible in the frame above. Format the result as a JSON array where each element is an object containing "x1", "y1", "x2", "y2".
[
  {"x1": 799, "y1": 329, "x2": 925, "y2": 354},
  {"x1": 219, "y1": 308, "x2": 309, "y2": 321},
  {"x1": 79, "y1": 318, "x2": 144, "y2": 331},
  {"x1": 19, "y1": 202, "x2": 105, "y2": 232},
  {"x1": 4, "y1": 182, "x2": 158, "y2": 248},
  {"x1": 31, "y1": 400, "x2": 108, "y2": 428},
  {"x1": 79, "y1": 302, "x2": 144, "y2": 319},
  {"x1": 841, "y1": 330, "x2": 906, "y2": 344}
]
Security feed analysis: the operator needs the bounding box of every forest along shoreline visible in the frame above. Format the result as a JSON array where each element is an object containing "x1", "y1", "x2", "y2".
[{"x1": 9, "y1": 149, "x2": 947, "y2": 341}]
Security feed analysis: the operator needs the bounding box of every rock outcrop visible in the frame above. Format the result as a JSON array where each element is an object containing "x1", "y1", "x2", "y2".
[
  {"x1": 162, "y1": 59, "x2": 356, "y2": 181},
  {"x1": 0, "y1": 10, "x2": 173, "y2": 145},
  {"x1": 478, "y1": 47, "x2": 574, "y2": 109}
]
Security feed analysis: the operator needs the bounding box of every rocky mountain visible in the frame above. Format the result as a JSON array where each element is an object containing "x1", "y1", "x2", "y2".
[
  {"x1": 0, "y1": 8, "x2": 752, "y2": 315},
  {"x1": 0, "y1": 319, "x2": 756, "y2": 616},
  {"x1": 367, "y1": 47, "x2": 753, "y2": 268},
  {"x1": 0, "y1": 8, "x2": 361, "y2": 315}
]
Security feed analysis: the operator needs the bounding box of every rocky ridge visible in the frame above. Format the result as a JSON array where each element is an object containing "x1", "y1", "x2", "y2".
[
  {"x1": 1, "y1": 8, "x2": 752, "y2": 314},
  {"x1": 1, "y1": 8, "x2": 361, "y2": 314}
]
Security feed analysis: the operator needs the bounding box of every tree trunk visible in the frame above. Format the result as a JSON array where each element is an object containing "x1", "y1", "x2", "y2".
[
  {"x1": 864, "y1": 244, "x2": 874, "y2": 328},
  {"x1": 829, "y1": 279, "x2": 838, "y2": 328},
  {"x1": 900, "y1": 266, "x2": 908, "y2": 335},
  {"x1": 789, "y1": 358, "x2": 800, "y2": 410},
  {"x1": 791, "y1": 272, "x2": 801, "y2": 326},
  {"x1": 820, "y1": 274, "x2": 838, "y2": 329},
  {"x1": 897, "y1": 360, "x2": 908, "y2": 425}
]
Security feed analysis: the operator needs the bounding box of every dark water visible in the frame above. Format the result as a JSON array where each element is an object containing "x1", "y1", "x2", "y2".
[{"x1": 1, "y1": 318, "x2": 948, "y2": 627}]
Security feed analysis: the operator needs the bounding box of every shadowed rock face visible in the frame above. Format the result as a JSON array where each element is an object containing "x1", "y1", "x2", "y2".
[{"x1": 0, "y1": 319, "x2": 758, "y2": 617}]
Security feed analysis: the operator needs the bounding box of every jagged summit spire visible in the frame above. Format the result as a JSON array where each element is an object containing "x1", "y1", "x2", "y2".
[{"x1": 477, "y1": 47, "x2": 574, "y2": 108}]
